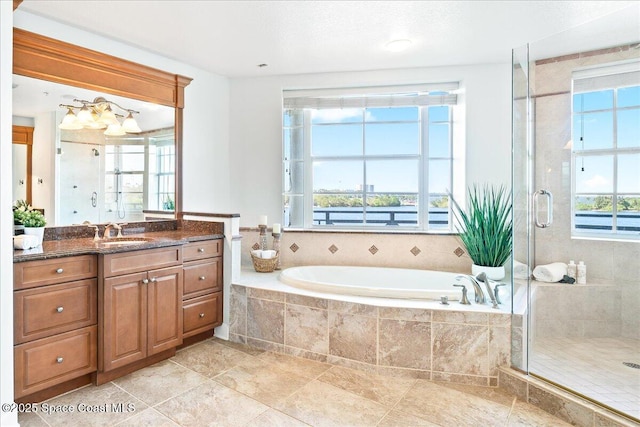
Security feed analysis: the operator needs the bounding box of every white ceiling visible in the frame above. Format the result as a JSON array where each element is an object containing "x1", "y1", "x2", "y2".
[{"x1": 16, "y1": 0, "x2": 640, "y2": 78}]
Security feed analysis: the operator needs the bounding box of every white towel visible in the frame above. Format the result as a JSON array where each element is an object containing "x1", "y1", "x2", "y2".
[
  {"x1": 13, "y1": 235, "x2": 40, "y2": 250},
  {"x1": 513, "y1": 260, "x2": 531, "y2": 280},
  {"x1": 533, "y1": 262, "x2": 567, "y2": 282},
  {"x1": 251, "y1": 249, "x2": 277, "y2": 259}
]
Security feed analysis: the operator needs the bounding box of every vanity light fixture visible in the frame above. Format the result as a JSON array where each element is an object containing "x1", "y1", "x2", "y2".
[{"x1": 58, "y1": 97, "x2": 142, "y2": 134}]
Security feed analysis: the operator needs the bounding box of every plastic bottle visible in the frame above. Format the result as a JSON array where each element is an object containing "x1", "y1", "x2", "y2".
[
  {"x1": 576, "y1": 261, "x2": 586, "y2": 284},
  {"x1": 567, "y1": 260, "x2": 577, "y2": 280}
]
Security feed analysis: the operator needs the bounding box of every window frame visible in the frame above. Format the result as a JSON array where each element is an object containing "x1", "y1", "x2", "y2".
[
  {"x1": 570, "y1": 78, "x2": 640, "y2": 241},
  {"x1": 283, "y1": 102, "x2": 455, "y2": 232}
]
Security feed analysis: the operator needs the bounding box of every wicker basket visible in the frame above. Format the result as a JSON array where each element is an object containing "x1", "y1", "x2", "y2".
[{"x1": 251, "y1": 252, "x2": 279, "y2": 273}]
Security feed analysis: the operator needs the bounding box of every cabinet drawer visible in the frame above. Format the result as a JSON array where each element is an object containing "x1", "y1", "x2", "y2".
[
  {"x1": 14, "y1": 279, "x2": 97, "y2": 344},
  {"x1": 183, "y1": 239, "x2": 222, "y2": 262},
  {"x1": 102, "y1": 246, "x2": 182, "y2": 277},
  {"x1": 183, "y1": 292, "x2": 222, "y2": 338},
  {"x1": 14, "y1": 326, "x2": 97, "y2": 398},
  {"x1": 183, "y1": 259, "x2": 222, "y2": 299},
  {"x1": 14, "y1": 255, "x2": 97, "y2": 290}
]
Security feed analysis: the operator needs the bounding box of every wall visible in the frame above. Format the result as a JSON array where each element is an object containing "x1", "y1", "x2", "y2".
[
  {"x1": 1, "y1": 3, "x2": 17, "y2": 426},
  {"x1": 229, "y1": 64, "x2": 512, "y2": 228},
  {"x1": 532, "y1": 46, "x2": 640, "y2": 340},
  {"x1": 12, "y1": 11, "x2": 232, "y2": 214}
]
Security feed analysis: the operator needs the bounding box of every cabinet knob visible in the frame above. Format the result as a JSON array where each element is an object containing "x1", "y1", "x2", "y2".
[
  {"x1": 197, "y1": 248, "x2": 205, "y2": 253},
  {"x1": 150, "y1": 277, "x2": 158, "y2": 283},
  {"x1": 199, "y1": 276, "x2": 206, "y2": 281},
  {"x1": 142, "y1": 278, "x2": 149, "y2": 284},
  {"x1": 56, "y1": 357, "x2": 64, "y2": 364},
  {"x1": 56, "y1": 306, "x2": 64, "y2": 313},
  {"x1": 56, "y1": 268, "x2": 64, "y2": 274},
  {"x1": 199, "y1": 313, "x2": 205, "y2": 318}
]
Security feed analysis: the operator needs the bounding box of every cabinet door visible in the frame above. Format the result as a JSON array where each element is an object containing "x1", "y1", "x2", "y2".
[
  {"x1": 147, "y1": 266, "x2": 183, "y2": 355},
  {"x1": 102, "y1": 272, "x2": 147, "y2": 371}
]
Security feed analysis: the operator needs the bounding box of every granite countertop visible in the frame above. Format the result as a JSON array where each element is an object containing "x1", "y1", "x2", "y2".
[{"x1": 13, "y1": 230, "x2": 224, "y2": 263}]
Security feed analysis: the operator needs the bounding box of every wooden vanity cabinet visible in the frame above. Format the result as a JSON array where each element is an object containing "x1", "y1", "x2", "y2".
[
  {"x1": 13, "y1": 255, "x2": 98, "y2": 400},
  {"x1": 100, "y1": 247, "x2": 183, "y2": 374},
  {"x1": 182, "y1": 239, "x2": 223, "y2": 338}
]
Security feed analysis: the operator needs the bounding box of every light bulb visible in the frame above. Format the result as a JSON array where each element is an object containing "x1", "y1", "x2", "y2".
[
  {"x1": 121, "y1": 112, "x2": 141, "y2": 133},
  {"x1": 104, "y1": 123, "x2": 126, "y2": 136},
  {"x1": 59, "y1": 107, "x2": 83, "y2": 130}
]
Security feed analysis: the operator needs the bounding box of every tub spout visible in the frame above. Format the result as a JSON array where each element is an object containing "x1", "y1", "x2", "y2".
[
  {"x1": 476, "y1": 272, "x2": 499, "y2": 309},
  {"x1": 455, "y1": 275, "x2": 486, "y2": 304}
]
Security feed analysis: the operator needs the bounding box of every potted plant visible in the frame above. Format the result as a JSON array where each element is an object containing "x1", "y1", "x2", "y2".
[
  {"x1": 450, "y1": 184, "x2": 512, "y2": 280},
  {"x1": 13, "y1": 200, "x2": 47, "y2": 245}
]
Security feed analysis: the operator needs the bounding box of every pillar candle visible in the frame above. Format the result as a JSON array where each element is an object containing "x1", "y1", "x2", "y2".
[
  {"x1": 258, "y1": 215, "x2": 267, "y2": 225},
  {"x1": 272, "y1": 223, "x2": 281, "y2": 234}
]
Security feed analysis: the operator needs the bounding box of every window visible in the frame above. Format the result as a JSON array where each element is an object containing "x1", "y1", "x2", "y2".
[
  {"x1": 572, "y1": 60, "x2": 640, "y2": 239},
  {"x1": 283, "y1": 84, "x2": 459, "y2": 231}
]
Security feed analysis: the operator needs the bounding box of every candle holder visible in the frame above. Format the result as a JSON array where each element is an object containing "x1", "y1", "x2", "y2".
[
  {"x1": 258, "y1": 224, "x2": 268, "y2": 251},
  {"x1": 272, "y1": 232, "x2": 281, "y2": 270}
]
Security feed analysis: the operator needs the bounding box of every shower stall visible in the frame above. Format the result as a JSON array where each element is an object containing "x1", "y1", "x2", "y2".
[{"x1": 512, "y1": 5, "x2": 640, "y2": 422}]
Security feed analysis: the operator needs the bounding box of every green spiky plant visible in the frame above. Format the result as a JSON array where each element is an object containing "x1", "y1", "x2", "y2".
[{"x1": 450, "y1": 184, "x2": 513, "y2": 267}]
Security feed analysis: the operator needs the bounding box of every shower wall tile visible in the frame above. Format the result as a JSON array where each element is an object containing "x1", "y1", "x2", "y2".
[{"x1": 378, "y1": 319, "x2": 431, "y2": 369}]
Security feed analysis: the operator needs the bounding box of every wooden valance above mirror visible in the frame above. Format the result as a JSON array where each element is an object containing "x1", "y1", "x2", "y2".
[{"x1": 12, "y1": 28, "x2": 192, "y2": 218}]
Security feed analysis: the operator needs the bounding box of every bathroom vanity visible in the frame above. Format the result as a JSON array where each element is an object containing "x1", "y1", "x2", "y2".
[{"x1": 12, "y1": 221, "x2": 224, "y2": 402}]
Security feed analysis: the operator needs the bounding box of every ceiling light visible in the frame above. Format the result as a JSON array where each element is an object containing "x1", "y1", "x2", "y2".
[
  {"x1": 385, "y1": 39, "x2": 413, "y2": 52},
  {"x1": 58, "y1": 97, "x2": 141, "y2": 135}
]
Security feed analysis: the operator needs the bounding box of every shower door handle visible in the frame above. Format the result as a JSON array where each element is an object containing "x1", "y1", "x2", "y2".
[
  {"x1": 533, "y1": 189, "x2": 553, "y2": 228},
  {"x1": 91, "y1": 192, "x2": 98, "y2": 207}
]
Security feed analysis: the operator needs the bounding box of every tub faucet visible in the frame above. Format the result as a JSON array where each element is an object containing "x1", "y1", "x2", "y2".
[
  {"x1": 476, "y1": 272, "x2": 499, "y2": 309},
  {"x1": 455, "y1": 275, "x2": 486, "y2": 304}
]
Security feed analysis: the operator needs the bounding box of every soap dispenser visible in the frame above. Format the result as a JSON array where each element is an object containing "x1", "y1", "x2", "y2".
[
  {"x1": 576, "y1": 261, "x2": 587, "y2": 284},
  {"x1": 567, "y1": 260, "x2": 577, "y2": 280}
]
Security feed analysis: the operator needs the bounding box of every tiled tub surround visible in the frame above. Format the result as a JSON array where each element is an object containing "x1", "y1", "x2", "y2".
[
  {"x1": 230, "y1": 269, "x2": 511, "y2": 387},
  {"x1": 241, "y1": 229, "x2": 473, "y2": 273}
]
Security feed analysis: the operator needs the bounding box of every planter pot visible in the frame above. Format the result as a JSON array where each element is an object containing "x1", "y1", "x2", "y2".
[
  {"x1": 472, "y1": 264, "x2": 505, "y2": 280},
  {"x1": 23, "y1": 226, "x2": 45, "y2": 246}
]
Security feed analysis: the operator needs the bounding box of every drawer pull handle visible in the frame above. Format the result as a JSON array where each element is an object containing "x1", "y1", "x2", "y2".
[
  {"x1": 197, "y1": 248, "x2": 205, "y2": 253},
  {"x1": 56, "y1": 306, "x2": 64, "y2": 313},
  {"x1": 199, "y1": 276, "x2": 206, "y2": 280},
  {"x1": 56, "y1": 357, "x2": 64, "y2": 364},
  {"x1": 142, "y1": 279, "x2": 149, "y2": 284},
  {"x1": 150, "y1": 277, "x2": 158, "y2": 283},
  {"x1": 199, "y1": 313, "x2": 205, "y2": 318},
  {"x1": 56, "y1": 268, "x2": 64, "y2": 274}
]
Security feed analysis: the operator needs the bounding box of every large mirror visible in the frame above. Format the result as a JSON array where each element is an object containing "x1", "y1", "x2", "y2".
[
  {"x1": 12, "y1": 75, "x2": 175, "y2": 226},
  {"x1": 12, "y1": 28, "x2": 190, "y2": 227}
]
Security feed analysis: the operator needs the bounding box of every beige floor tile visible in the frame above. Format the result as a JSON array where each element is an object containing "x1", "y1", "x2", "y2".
[
  {"x1": 171, "y1": 339, "x2": 254, "y2": 378},
  {"x1": 210, "y1": 336, "x2": 266, "y2": 356},
  {"x1": 317, "y1": 365, "x2": 416, "y2": 407},
  {"x1": 37, "y1": 382, "x2": 147, "y2": 427},
  {"x1": 377, "y1": 409, "x2": 441, "y2": 427},
  {"x1": 17, "y1": 411, "x2": 49, "y2": 427},
  {"x1": 275, "y1": 380, "x2": 389, "y2": 427},
  {"x1": 248, "y1": 408, "x2": 311, "y2": 426},
  {"x1": 507, "y1": 401, "x2": 574, "y2": 426},
  {"x1": 115, "y1": 408, "x2": 179, "y2": 426},
  {"x1": 394, "y1": 379, "x2": 511, "y2": 427},
  {"x1": 113, "y1": 360, "x2": 207, "y2": 406},
  {"x1": 257, "y1": 351, "x2": 332, "y2": 379},
  {"x1": 214, "y1": 357, "x2": 312, "y2": 406},
  {"x1": 155, "y1": 380, "x2": 269, "y2": 426}
]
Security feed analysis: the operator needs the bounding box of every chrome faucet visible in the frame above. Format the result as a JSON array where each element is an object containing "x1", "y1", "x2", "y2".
[
  {"x1": 455, "y1": 275, "x2": 486, "y2": 304},
  {"x1": 103, "y1": 222, "x2": 126, "y2": 239},
  {"x1": 476, "y1": 272, "x2": 499, "y2": 309}
]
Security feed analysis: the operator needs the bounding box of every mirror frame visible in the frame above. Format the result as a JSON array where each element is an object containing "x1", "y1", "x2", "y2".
[
  {"x1": 13, "y1": 28, "x2": 192, "y2": 221},
  {"x1": 12, "y1": 125, "x2": 33, "y2": 205}
]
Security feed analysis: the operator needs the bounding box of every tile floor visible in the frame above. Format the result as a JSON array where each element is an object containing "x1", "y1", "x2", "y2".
[
  {"x1": 18, "y1": 337, "x2": 571, "y2": 427},
  {"x1": 531, "y1": 337, "x2": 640, "y2": 421}
]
